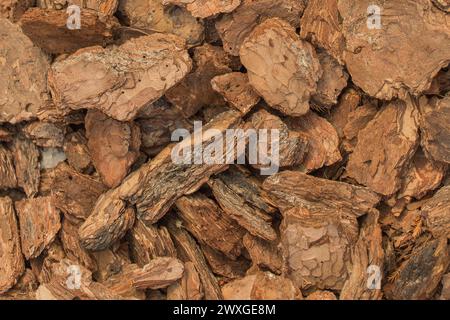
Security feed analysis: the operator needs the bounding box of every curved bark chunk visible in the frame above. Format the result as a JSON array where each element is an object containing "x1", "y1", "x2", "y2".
[{"x1": 163, "y1": 0, "x2": 241, "y2": 18}]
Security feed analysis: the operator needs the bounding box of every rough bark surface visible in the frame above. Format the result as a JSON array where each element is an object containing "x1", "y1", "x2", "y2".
[
  {"x1": 240, "y1": 18, "x2": 322, "y2": 116},
  {"x1": 48, "y1": 34, "x2": 192, "y2": 121}
]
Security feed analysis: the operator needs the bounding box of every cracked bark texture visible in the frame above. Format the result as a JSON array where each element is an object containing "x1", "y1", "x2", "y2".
[
  {"x1": 216, "y1": 0, "x2": 307, "y2": 56},
  {"x1": 163, "y1": 0, "x2": 241, "y2": 18},
  {"x1": 0, "y1": 197, "x2": 25, "y2": 293},
  {"x1": 240, "y1": 18, "x2": 322, "y2": 116},
  {"x1": 346, "y1": 99, "x2": 419, "y2": 196},
  {"x1": 0, "y1": 18, "x2": 50, "y2": 124},
  {"x1": 48, "y1": 33, "x2": 192, "y2": 122}
]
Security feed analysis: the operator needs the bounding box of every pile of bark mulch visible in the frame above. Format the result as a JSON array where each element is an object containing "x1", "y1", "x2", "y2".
[{"x1": 1, "y1": 0, "x2": 450, "y2": 300}]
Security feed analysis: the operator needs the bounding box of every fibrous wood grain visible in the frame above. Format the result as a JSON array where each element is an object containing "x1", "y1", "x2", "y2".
[
  {"x1": 48, "y1": 34, "x2": 192, "y2": 122},
  {"x1": 346, "y1": 99, "x2": 419, "y2": 196},
  {"x1": 11, "y1": 136, "x2": 40, "y2": 198},
  {"x1": 243, "y1": 233, "x2": 282, "y2": 274},
  {"x1": 240, "y1": 18, "x2": 322, "y2": 116},
  {"x1": 175, "y1": 193, "x2": 245, "y2": 259},
  {"x1": 422, "y1": 186, "x2": 450, "y2": 239},
  {"x1": 167, "y1": 261, "x2": 203, "y2": 300},
  {"x1": 0, "y1": 145, "x2": 17, "y2": 190},
  {"x1": 0, "y1": 197, "x2": 25, "y2": 293},
  {"x1": 15, "y1": 196, "x2": 61, "y2": 259}
]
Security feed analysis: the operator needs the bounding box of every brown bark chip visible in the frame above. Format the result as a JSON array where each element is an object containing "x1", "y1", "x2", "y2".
[
  {"x1": 0, "y1": 18, "x2": 50, "y2": 124},
  {"x1": 11, "y1": 136, "x2": 40, "y2": 198},
  {"x1": 422, "y1": 186, "x2": 450, "y2": 239},
  {"x1": 240, "y1": 18, "x2": 322, "y2": 116},
  {"x1": 48, "y1": 34, "x2": 192, "y2": 121},
  {"x1": 0, "y1": 145, "x2": 17, "y2": 190},
  {"x1": 163, "y1": 0, "x2": 241, "y2": 18},
  {"x1": 15, "y1": 196, "x2": 61, "y2": 259},
  {"x1": 0, "y1": 197, "x2": 25, "y2": 293}
]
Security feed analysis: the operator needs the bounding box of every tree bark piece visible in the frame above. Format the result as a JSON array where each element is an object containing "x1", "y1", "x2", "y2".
[
  {"x1": 167, "y1": 219, "x2": 223, "y2": 300},
  {"x1": 246, "y1": 109, "x2": 309, "y2": 169},
  {"x1": 79, "y1": 110, "x2": 242, "y2": 250},
  {"x1": 340, "y1": 211, "x2": 384, "y2": 300},
  {"x1": 422, "y1": 186, "x2": 450, "y2": 239},
  {"x1": 240, "y1": 18, "x2": 322, "y2": 116},
  {"x1": 420, "y1": 96, "x2": 450, "y2": 164},
  {"x1": 11, "y1": 136, "x2": 40, "y2": 198},
  {"x1": 0, "y1": 145, "x2": 17, "y2": 190},
  {"x1": 0, "y1": 18, "x2": 50, "y2": 124},
  {"x1": 0, "y1": 0, "x2": 33, "y2": 21},
  {"x1": 243, "y1": 233, "x2": 282, "y2": 274},
  {"x1": 175, "y1": 193, "x2": 245, "y2": 259},
  {"x1": 163, "y1": 0, "x2": 241, "y2": 18},
  {"x1": 0, "y1": 197, "x2": 25, "y2": 294},
  {"x1": 299, "y1": 0, "x2": 345, "y2": 64},
  {"x1": 51, "y1": 163, "x2": 107, "y2": 223},
  {"x1": 118, "y1": 0, "x2": 204, "y2": 46},
  {"x1": 346, "y1": 99, "x2": 419, "y2": 196},
  {"x1": 208, "y1": 167, "x2": 278, "y2": 241},
  {"x1": 48, "y1": 33, "x2": 192, "y2": 121},
  {"x1": 15, "y1": 196, "x2": 61, "y2": 259},
  {"x1": 211, "y1": 72, "x2": 260, "y2": 115},
  {"x1": 19, "y1": 8, "x2": 118, "y2": 55},
  {"x1": 63, "y1": 131, "x2": 92, "y2": 173},
  {"x1": 167, "y1": 261, "x2": 203, "y2": 300},
  {"x1": 286, "y1": 112, "x2": 341, "y2": 172},
  {"x1": 85, "y1": 110, "x2": 141, "y2": 188},
  {"x1": 165, "y1": 44, "x2": 231, "y2": 118},
  {"x1": 222, "y1": 271, "x2": 302, "y2": 300},
  {"x1": 338, "y1": 0, "x2": 450, "y2": 99},
  {"x1": 22, "y1": 121, "x2": 65, "y2": 148},
  {"x1": 128, "y1": 220, "x2": 177, "y2": 267},
  {"x1": 200, "y1": 244, "x2": 250, "y2": 279},
  {"x1": 216, "y1": 0, "x2": 307, "y2": 56},
  {"x1": 386, "y1": 237, "x2": 449, "y2": 300}
]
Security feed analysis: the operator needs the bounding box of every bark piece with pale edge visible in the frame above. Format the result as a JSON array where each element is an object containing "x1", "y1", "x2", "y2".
[
  {"x1": 208, "y1": 166, "x2": 278, "y2": 242},
  {"x1": 338, "y1": 0, "x2": 450, "y2": 99},
  {"x1": 167, "y1": 219, "x2": 223, "y2": 300},
  {"x1": 240, "y1": 18, "x2": 322, "y2": 117},
  {"x1": 167, "y1": 261, "x2": 203, "y2": 300},
  {"x1": 422, "y1": 186, "x2": 450, "y2": 239},
  {"x1": 299, "y1": 0, "x2": 345, "y2": 64},
  {"x1": 211, "y1": 72, "x2": 260, "y2": 115},
  {"x1": 222, "y1": 271, "x2": 302, "y2": 300},
  {"x1": 175, "y1": 193, "x2": 245, "y2": 259},
  {"x1": 11, "y1": 136, "x2": 40, "y2": 198},
  {"x1": 386, "y1": 237, "x2": 449, "y2": 300},
  {"x1": 246, "y1": 109, "x2": 309, "y2": 169},
  {"x1": 85, "y1": 110, "x2": 141, "y2": 188},
  {"x1": 419, "y1": 96, "x2": 450, "y2": 164},
  {"x1": 0, "y1": 197, "x2": 25, "y2": 294},
  {"x1": 0, "y1": 145, "x2": 17, "y2": 190},
  {"x1": 216, "y1": 0, "x2": 307, "y2": 56},
  {"x1": 128, "y1": 220, "x2": 177, "y2": 267},
  {"x1": 15, "y1": 196, "x2": 61, "y2": 259},
  {"x1": 165, "y1": 44, "x2": 231, "y2": 118},
  {"x1": 118, "y1": 0, "x2": 204, "y2": 46},
  {"x1": 346, "y1": 99, "x2": 419, "y2": 196},
  {"x1": 163, "y1": 0, "x2": 241, "y2": 18},
  {"x1": 243, "y1": 233, "x2": 282, "y2": 274},
  {"x1": 341, "y1": 103, "x2": 378, "y2": 153},
  {"x1": 286, "y1": 112, "x2": 341, "y2": 172},
  {"x1": 19, "y1": 8, "x2": 119, "y2": 55},
  {"x1": 398, "y1": 149, "x2": 446, "y2": 200},
  {"x1": 306, "y1": 291, "x2": 337, "y2": 300},
  {"x1": 0, "y1": 18, "x2": 50, "y2": 124},
  {"x1": 51, "y1": 163, "x2": 107, "y2": 223},
  {"x1": 340, "y1": 211, "x2": 384, "y2": 300},
  {"x1": 262, "y1": 171, "x2": 380, "y2": 215},
  {"x1": 48, "y1": 34, "x2": 192, "y2": 122},
  {"x1": 67, "y1": 0, "x2": 119, "y2": 16},
  {"x1": 79, "y1": 110, "x2": 242, "y2": 251}
]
